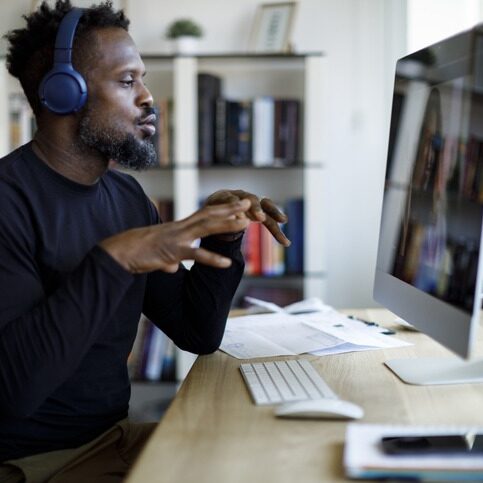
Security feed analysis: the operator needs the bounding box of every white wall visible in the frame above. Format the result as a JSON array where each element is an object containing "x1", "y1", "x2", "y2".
[
  {"x1": 0, "y1": 0, "x2": 407, "y2": 308},
  {"x1": 408, "y1": 0, "x2": 483, "y2": 53}
]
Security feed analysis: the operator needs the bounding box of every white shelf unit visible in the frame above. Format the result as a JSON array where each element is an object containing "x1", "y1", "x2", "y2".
[
  {"x1": 0, "y1": 53, "x2": 329, "y2": 381},
  {"x1": 142, "y1": 53, "x2": 328, "y2": 379}
]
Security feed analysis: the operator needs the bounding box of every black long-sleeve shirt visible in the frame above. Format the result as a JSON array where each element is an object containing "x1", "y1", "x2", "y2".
[{"x1": 0, "y1": 143, "x2": 244, "y2": 462}]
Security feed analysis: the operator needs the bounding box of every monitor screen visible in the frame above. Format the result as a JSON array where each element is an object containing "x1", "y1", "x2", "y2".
[{"x1": 374, "y1": 26, "x2": 483, "y2": 359}]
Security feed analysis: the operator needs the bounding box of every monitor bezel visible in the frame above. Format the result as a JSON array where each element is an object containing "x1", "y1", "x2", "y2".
[{"x1": 374, "y1": 24, "x2": 483, "y2": 360}]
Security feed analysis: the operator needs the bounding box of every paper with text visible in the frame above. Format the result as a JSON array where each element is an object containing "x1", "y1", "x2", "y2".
[{"x1": 220, "y1": 299, "x2": 411, "y2": 359}]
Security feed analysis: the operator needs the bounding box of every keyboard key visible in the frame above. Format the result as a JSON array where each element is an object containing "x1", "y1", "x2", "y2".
[{"x1": 265, "y1": 362, "x2": 301, "y2": 401}]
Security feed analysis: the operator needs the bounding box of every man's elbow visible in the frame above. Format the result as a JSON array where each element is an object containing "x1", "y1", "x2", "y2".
[{"x1": 178, "y1": 334, "x2": 223, "y2": 356}]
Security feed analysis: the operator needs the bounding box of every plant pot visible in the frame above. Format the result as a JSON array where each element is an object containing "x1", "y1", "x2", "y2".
[{"x1": 172, "y1": 36, "x2": 199, "y2": 55}]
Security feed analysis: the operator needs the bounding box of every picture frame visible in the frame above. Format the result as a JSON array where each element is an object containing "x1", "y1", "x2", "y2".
[{"x1": 249, "y1": 2, "x2": 298, "y2": 53}]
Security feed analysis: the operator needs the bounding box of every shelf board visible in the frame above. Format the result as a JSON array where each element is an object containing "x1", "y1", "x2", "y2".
[
  {"x1": 140, "y1": 52, "x2": 324, "y2": 61},
  {"x1": 198, "y1": 162, "x2": 324, "y2": 170},
  {"x1": 0, "y1": 52, "x2": 325, "y2": 62},
  {"x1": 128, "y1": 162, "x2": 325, "y2": 171},
  {"x1": 243, "y1": 272, "x2": 325, "y2": 280}
]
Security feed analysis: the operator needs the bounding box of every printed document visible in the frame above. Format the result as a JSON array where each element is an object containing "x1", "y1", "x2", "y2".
[{"x1": 220, "y1": 298, "x2": 411, "y2": 359}]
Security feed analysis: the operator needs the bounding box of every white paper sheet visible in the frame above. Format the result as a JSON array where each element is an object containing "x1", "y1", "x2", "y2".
[{"x1": 220, "y1": 298, "x2": 411, "y2": 359}]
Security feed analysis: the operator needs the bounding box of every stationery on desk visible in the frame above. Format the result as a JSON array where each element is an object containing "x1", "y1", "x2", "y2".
[
  {"x1": 344, "y1": 423, "x2": 483, "y2": 481},
  {"x1": 220, "y1": 297, "x2": 411, "y2": 359}
]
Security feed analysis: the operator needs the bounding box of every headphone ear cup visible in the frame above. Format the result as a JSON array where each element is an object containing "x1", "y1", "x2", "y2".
[{"x1": 39, "y1": 66, "x2": 87, "y2": 115}]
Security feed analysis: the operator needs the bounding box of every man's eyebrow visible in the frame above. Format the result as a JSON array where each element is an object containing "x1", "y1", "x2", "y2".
[{"x1": 115, "y1": 67, "x2": 146, "y2": 76}]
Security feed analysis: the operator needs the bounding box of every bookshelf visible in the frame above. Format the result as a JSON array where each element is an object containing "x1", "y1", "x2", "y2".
[{"x1": 0, "y1": 52, "x2": 328, "y2": 380}]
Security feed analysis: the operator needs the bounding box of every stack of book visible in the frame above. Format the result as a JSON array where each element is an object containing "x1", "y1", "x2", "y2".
[
  {"x1": 198, "y1": 73, "x2": 301, "y2": 167},
  {"x1": 242, "y1": 198, "x2": 304, "y2": 276}
]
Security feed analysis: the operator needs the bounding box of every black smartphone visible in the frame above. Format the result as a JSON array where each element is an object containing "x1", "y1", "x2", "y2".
[{"x1": 381, "y1": 434, "x2": 483, "y2": 455}]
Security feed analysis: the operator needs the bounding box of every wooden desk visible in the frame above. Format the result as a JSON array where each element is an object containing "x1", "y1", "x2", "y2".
[{"x1": 126, "y1": 309, "x2": 483, "y2": 482}]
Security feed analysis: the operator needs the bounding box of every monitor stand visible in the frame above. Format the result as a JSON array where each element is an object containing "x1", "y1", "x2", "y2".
[{"x1": 385, "y1": 357, "x2": 483, "y2": 385}]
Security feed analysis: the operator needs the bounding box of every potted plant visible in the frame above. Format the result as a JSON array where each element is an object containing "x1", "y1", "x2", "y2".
[{"x1": 166, "y1": 19, "x2": 203, "y2": 54}]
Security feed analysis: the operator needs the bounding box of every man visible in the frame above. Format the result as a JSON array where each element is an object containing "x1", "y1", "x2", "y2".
[{"x1": 0, "y1": 1, "x2": 290, "y2": 481}]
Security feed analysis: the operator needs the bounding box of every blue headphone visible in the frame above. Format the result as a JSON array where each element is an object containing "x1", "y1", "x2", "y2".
[{"x1": 38, "y1": 8, "x2": 87, "y2": 115}]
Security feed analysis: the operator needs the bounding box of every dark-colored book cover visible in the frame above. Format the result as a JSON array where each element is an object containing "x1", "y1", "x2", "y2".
[
  {"x1": 274, "y1": 99, "x2": 300, "y2": 166},
  {"x1": 214, "y1": 98, "x2": 227, "y2": 164},
  {"x1": 215, "y1": 100, "x2": 252, "y2": 165},
  {"x1": 226, "y1": 100, "x2": 252, "y2": 166},
  {"x1": 198, "y1": 73, "x2": 222, "y2": 166},
  {"x1": 284, "y1": 198, "x2": 304, "y2": 274}
]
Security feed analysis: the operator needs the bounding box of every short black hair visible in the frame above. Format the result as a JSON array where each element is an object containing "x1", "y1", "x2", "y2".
[{"x1": 4, "y1": 0, "x2": 129, "y2": 115}]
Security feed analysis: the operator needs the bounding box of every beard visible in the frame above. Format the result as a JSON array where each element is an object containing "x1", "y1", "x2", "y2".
[{"x1": 77, "y1": 109, "x2": 157, "y2": 170}]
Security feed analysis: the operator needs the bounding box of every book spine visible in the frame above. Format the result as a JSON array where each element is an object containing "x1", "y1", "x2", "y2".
[
  {"x1": 215, "y1": 99, "x2": 227, "y2": 164},
  {"x1": 198, "y1": 74, "x2": 221, "y2": 166},
  {"x1": 284, "y1": 198, "x2": 304, "y2": 274},
  {"x1": 260, "y1": 225, "x2": 274, "y2": 276},
  {"x1": 160, "y1": 339, "x2": 176, "y2": 381},
  {"x1": 253, "y1": 97, "x2": 275, "y2": 167},
  {"x1": 159, "y1": 99, "x2": 171, "y2": 166},
  {"x1": 144, "y1": 326, "x2": 167, "y2": 381},
  {"x1": 242, "y1": 222, "x2": 262, "y2": 275}
]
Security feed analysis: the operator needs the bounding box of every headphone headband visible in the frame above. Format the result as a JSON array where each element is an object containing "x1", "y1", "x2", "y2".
[
  {"x1": 38, "y1": 7, "x2": 88, "y2": 114},
  {"x1": 53, "y1": 8, "x2": 84, "y2": 64}
]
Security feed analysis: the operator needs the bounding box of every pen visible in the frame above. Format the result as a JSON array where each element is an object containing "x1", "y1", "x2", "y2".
[
  {"x1": 348, "y1": 315, "x2": 397, "y2": 335},
  {"x1": 348, "y1": 315, "x2": 378, "y2": 326}
]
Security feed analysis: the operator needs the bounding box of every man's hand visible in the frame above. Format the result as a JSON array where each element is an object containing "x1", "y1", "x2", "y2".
[
  {"x1": 204, "y1": 190, "x2": 291, "y2": 247},
  {"x1": 99, "y1": 199, "x2": 251, "y2": 274}
]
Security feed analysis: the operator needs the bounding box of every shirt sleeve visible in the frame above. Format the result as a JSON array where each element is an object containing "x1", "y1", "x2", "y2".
[
  {"x1": 142, "y1": 234, "x2": 245, "y2": 355},
  {"x1": 0, "y1": 191, "x2": 134, "y2": 419}
]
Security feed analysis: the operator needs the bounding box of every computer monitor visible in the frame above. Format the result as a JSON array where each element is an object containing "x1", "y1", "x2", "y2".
[{"x1": 374, "y1": 24, "x2": 483, "y2": 385}]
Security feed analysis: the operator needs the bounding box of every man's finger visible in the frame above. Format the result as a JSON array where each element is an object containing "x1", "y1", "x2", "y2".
[
  {"x1": 261, "y1": 198, "x2": 288, "y2": 223},
  {"x1": 263, "y1": 217, "x2": 291, "y2": 247},
  {"x1": 232, "y1": 190, "x2": 265, "y2": 222},
  {"x1": 190, "y1": 216, "x2": 250, "y2": 239},
  {"x1": 180, "y1": 246, "x2": 233, "y2": 268},
  {"x1": 180, "y1": 199, "x2": 251, "y2": 228},
  {"x1": 205, "y1": 191, "x2": 239, "y2": 206}
]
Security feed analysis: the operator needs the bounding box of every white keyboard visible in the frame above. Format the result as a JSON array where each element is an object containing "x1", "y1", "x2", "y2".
[{"x1": 240, "y1": 358, "x2": 338, "y2": 405}]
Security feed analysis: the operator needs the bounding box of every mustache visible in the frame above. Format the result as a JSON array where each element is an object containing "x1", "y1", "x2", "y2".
[{"x1": 136, "y1": 107, "x2": 157, "y2": 125}]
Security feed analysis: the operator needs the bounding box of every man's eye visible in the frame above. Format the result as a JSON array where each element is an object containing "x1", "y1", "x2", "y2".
[{"x1": 120, "y1": 80, "x2": 134, "y2": 87}]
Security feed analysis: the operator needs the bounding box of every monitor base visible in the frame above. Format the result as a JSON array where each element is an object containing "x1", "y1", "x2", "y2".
[{"x1": 385, "y1": 357, "x2": 483, "y2": 385}]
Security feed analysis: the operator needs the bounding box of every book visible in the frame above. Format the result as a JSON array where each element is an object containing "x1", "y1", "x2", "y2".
[
  {"x1": 260, "y1": 224, "x2": 274, "y2": 276},
  {"x1": 144, "y1": 326, "x2": 167, "y2": 381},
  {"x1": 284, "y1": 198, "x2": 304, "y2": 273},
  {"x1": 157, "y1": 98, "x2": 172, "y2": 167},
  {"x1": 215, "y1": 99, "x2": 252, "y2": 165},
  {"x1": 198, "y1": 73, "x2": 222, "y2": 166},
  {"x1": 345, "y1": 423, "x2": 483, "y2": 481},
  {"x1": 160, "y1": 339, "x2": 176, "y2": 381},
  {"x1": 260, "y1": 224, "x2": 285, "y2": 276},
  {"x1": 274, "y1": 99, "x2": 300, "y2": 166},
  {"x1": 252, "y1": 96, "x2": 275, "y2": 166},
  {"x1": 226, "y1": 100, "x2": 252, "y2": 165},
  {"x1": 214, "y1": 98, "x2": 227, "y2": 164},
  {"x1": 242, "y1": 222, "x2": 262, "y2": 275}
]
